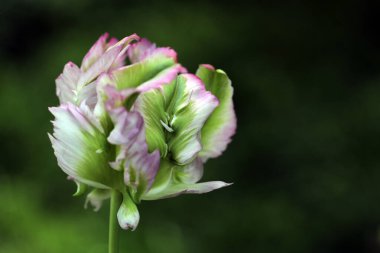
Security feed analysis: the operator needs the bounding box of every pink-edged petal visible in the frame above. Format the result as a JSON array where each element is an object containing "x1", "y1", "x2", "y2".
[
  {"x1": 109, "y1": 46, "x2": 182, "y2": 90},
  {"x1": 196, "y1": 65, "x2": 237, "y2": 161},
  {"x1": 106, "y1": 38, "x2": 180, "y2": 90},
  {"x1": 78, "y1": 34, "x2": 139, "y2": 88},
  {"x1": 110, "y1": 34, "x2": 140, "y2": 70},
  {"x1": 132, "y1": 73, "x2": 218, "y2": 165},
  {"x1": 136, "y1": 64, "x2": 187, "y2": 92},
  {"x1": 127, "y1": 38, "x2": 177, "y2": 64},
  {"x1": 55, "y1": 34, "x2": 139, "y2": 109},
  {"x1": 127, "y1": 38, "x2": 155, "y2": 63},
  {"x1": 107, "y1": 37, "x2": 119, "y2": 48},
  {"x1": 81, "y1": 33, "x2": 109, "y2": 72},
  {"x1": 166, "y1": 74, "x2": 219, "y2": 164},
  {"x1": 55, "y1": 62, "x2": 81, "y2": 104}
]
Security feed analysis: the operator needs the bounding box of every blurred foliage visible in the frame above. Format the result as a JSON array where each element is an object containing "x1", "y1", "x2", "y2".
[{"x1": 1, "y1": 0, "x2": 380, "y2": 252}]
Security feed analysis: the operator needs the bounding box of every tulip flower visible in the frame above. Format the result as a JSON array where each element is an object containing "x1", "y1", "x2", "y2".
[{"x1": 49, "y1": 33, "x2": 236, "y2": 253}]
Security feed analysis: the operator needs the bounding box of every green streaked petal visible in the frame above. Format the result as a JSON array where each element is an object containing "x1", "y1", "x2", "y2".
[
  {"x1": 143, "y1": 158, "x2": 230, "y2": 200},
  {"x1": 132, "y1": 85, "x2": 168, "y2": 156},
  {"x1": 166, "y1": 74, "x2": 219, "y2": 164},
  {"x1": 49, "y1": 103, "x2": 120, "y2": 189},
  {"x1": 134, "y1": 74, "x2": 218, "y2": 165},
  {"x1": 110, "y1": 54, "x2": 175, "y2": 89},
  {"x1": 196, "y1": 65, "x2": 237, "y2": 161}
]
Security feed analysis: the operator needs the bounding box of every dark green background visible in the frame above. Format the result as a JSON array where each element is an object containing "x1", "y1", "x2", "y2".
[{"x1": 1, "y1": 0, "x2": 380, "y2": 252}]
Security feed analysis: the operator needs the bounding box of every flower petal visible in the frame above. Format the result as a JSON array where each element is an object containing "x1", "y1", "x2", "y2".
[
  {"x1": 105, "y1": 86, "x2": 160, "y2": 202},
  {"x1": 142, "y1": 159, "x2": 174, "y2": 198},
  {"x1": 127, "y1": 38, "x2": 156, "y2": 63},
  {"x1": 196, "y1": 65, "x2": 237, "y2": 161},
  {"x1": 110, "y1": 39, "x2": 182, "y2": 90},
  {"x1": 166, "y1": 74, "x2": 219, "y2": 164},
  {"x1": 133, "y1": 74, "x2": 219, "y2": 165},
  {"x1": 143, "y1": 181, "x2": 231, "y2": 200},
  {"x1": 127, "y1": 38, "x2": 178, "y2": 64},
  {"x1": 77, "y1": 81, "x2": 98, "y2": 109},
  {"x1": 49, "y1": 103, "x2": 119, "y2": 189},
  {"x1": 143, "y1": 159, "x2": 230, "y2": 200},
  {"x1": 81, "y1": 33, "x2": 109, "y2": 72},
  {"x1": 81, "y1": 34, "x2": 125, "y2": 71},
  {"x1": 78, "y1": 34, "x2": 139, "y2": 88},
  {"x1": 136, "y1": 64, "x2": 187, "y2": 93},
  {"x1": 55, "y1": 62, "x2": 81, "y2": 104},
  {"x1": 107, "y1": 64, "x2": 185, "y2": 158},
  {"x1": 123, "y1": 125, "x2": 160, "y2": 202},
  {"x1": 94, "y1": 41, "x2": 185, "y2": 141},
  {"x1": 56, "y1": 34, "x2": 139, "y2": 109},
  {"x1": 131, "y1": 84, "x2": 168, "y2": 156},
  {"x1": 117, "y1": 192, "x2": 140, "y2": 231}
]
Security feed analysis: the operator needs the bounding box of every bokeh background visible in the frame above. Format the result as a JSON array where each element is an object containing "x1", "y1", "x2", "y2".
[{"x1": 1, "y1": 0, "x2": 380, "y2": 252}]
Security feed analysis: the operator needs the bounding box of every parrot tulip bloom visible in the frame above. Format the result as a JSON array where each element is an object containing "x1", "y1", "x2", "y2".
[{"x1": 49, "y1": 33, "x2": 236, "y2": 231}]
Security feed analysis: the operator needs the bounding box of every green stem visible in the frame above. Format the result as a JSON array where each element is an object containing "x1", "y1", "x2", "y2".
[{"x1": 109, "y1": 190, "x2": 122, "y2": 253}]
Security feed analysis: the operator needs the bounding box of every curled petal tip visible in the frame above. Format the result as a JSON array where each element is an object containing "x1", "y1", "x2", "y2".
[
  {"x1": 130, "y1": 33, "x2": 140, "y2": 40},
  {"x1": 200, "y1": 64, "x2": 215, "y2": 70},
  {"x1": 220, "y1": 182, "x2": 233, "y2": 188},
  {"x1": 143, "y1": 180, "x2": 231, "y2": 200}
]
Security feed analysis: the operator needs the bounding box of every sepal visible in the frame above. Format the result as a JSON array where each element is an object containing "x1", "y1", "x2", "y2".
[
  {"x1": 73, "y1": 181, "x2": 87, "y2": 196},
  {"x1": 85, "y1": 189, "x2": 111, "y2": 211}
]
